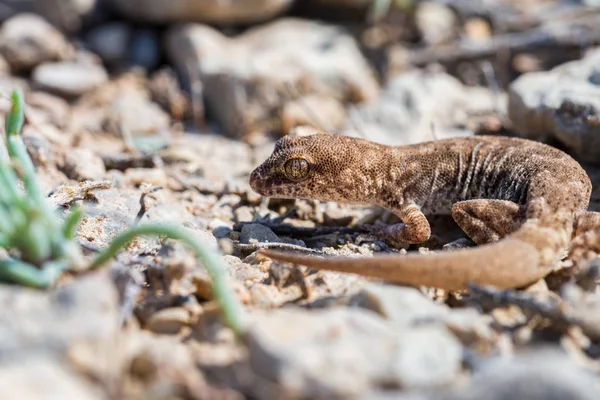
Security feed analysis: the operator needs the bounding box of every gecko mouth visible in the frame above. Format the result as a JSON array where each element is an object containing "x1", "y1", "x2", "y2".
[{"x1": 249, "y1": 168, "x2": 291, "y2": 197}]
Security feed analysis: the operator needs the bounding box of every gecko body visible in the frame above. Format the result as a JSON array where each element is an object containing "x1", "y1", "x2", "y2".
[{"x1": 249, "y1": 132, "x2": 597, "y2": 290}]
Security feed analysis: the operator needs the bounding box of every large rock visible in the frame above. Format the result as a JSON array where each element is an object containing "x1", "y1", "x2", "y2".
[
  {"x1": 166, "y1": 18, "x2": 379, "y2": 138},
  {"x1": 0, "y1": 13, "x2": 73, "y2": 72},
  {"x1": 0, "y1": 0, "x2": 98, "y2": 32},
  {"x1": 0, "y1": 272, "x2": 120, "y2": 355},
  {"x1": 110, "y1": 0, "x2": 294, "y2": 25},
  {"x1": 441, "y1": 349, "x2": 600, "y2": 400},
  {"x1": 508, "y1": 47, "x2": 600, "y2": 165},
  {"x1": 246, "y1": 308, "x2": 462, "y2": 398},
  {"x1": 344, "y1": 69, "x2": 500, "y2": 145}
]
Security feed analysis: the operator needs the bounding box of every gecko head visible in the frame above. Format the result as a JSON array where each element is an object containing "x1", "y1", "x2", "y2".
[{"x1": 249, "y1": 131, "x2": 385, "y2": 202}]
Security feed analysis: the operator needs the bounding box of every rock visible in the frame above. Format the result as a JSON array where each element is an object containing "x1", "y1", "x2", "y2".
[
  {"x1": 239, "y1": 224, "x2": 280, "y2": 244},
  {"x1": 350, "y1": 284, "x2": 450, "y2": 326},
  {"x1": 246, "y1": 308, "x2": 462, "y2": 398},
  {"x1": 110, "y1": 0, "x2": 294, "y2": 25},
  {"x1": 350, "y1": 283, "x2": 492, "y2": 346},
  {"x1": 84, "y1": 22, "x2": 131, "y2": 68},
  {"x1": 32, "y1": 61, "x2": 108, "y2": 97},
  {"x1": 0, "y1": 271, "x2": 120, "y2": 355},
  {"x1": 508, "y1": 48, "x2": 600, "y2": 165},
  {"x1": 63, "y1": 148, "x2": 106, "y2": 181},
  {"x1": 0, "y1": 13, "x2": 72, "y2": 72},
  {"x1": 442, "y1": 349, "x2": 600, "y2": 400},
  {"x1": 166, "y1": 18, "x2": 379, "y2": 138},
  {"x1": 281, "y1": 94, "x2": 347, "y2": 133},
  {"x1": 120, "y1": 331, "x2": 211, "y2": 399},
  {"x1": 415, "y1": 2, "x2": 458, "y2": 46},
  {"x1": 104, "y1": 86, "x2": 170, "y2": 137},
  {"x1": 234, "y1": 206, "x2": 255, "y2": 223},
  {"x1": 26, "y1": 91, "x2": 71, "y2": 129},
  {"x1": 145, "y1": 307, "x2": 191, "y2": 334},
  {"x1": 345, "y1": 69, "x2": 501, "y2": 145},
  {"x1": 34, "y1": 0, "x2": 98, "y2": 32},
  {"x1": 0, "y1": 356, "x2": 102, "y2": 400},
  {"x1": 124, "y1": 168, "x2": 168, "y2": 186},
  {"x1": 164, "y1": 133, "x2": 253, "y2": 179}
]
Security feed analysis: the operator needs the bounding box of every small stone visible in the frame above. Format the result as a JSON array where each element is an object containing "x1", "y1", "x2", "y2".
[
  {"x1": 145, "y1": 307, "x2": 191, "y2": 334},
  {"x1": 245, "y1": 188, "x2": 263, "y2": 205},
  {"x1": 33, "y1": 61, "x2": 108, "y2": 97},
  {"x1": 249, "y1": 283, "x2": 283, "y2": 307},
  {"x1": 464, "y1": 17, "x2": 492, "y2": 42},
  {"x1": 0, "y1": 13, "x2": 72, "y2": 72},
  {"x1": 105, "y1": 87, "x2": 170, "y2": 137},
  {"x1": 415, "y1": 2, "x2": 458, "y2": 46},
  {"x1": 239, "y1": 224, "x2": 280, "y2": 244},
  {"x1": 63, "y1": 147, "x2": 106, "y2": 181},
  {"x1": 234, "y1": 206, "x2": 255, "y2": 223}
]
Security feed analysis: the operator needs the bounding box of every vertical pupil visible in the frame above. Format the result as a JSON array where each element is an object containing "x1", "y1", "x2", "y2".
[{"x1": 286, "y1": 159, "x2": 308, "y2": 179}]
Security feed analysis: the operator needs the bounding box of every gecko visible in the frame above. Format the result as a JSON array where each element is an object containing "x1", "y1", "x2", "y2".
[{"x1": 248, "y1": 131, "x2": 600, "y2": 291}]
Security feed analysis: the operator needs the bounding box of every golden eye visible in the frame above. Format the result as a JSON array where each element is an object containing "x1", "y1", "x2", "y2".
[{"x1": 283, "y1": 158, "x2": 310, "y2": 181}]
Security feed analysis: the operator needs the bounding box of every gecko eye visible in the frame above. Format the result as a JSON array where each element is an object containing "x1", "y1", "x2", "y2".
[{"x1": 283, "y1": 158, "x2": 310, "y2": 181}]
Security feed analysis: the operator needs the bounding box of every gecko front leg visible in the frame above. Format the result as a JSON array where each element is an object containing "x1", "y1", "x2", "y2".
[{"x1": 367, "y1": 204, "x2": 431, "y2": 248}]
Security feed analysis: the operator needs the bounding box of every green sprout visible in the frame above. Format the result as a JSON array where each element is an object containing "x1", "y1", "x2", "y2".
[{"x1": 0, "y1": 90, "x2": 245, "y2": 336}]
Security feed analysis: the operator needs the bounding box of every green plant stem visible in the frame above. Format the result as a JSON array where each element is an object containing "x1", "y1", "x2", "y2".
[
  {"x1": 0, "y1": 259, "x2": 64, "y2": 288},
  {"x1": 90, "y1": 224, "x2": 246, "y2": 336},
  {"x1": 62, "y1": 207, "x2": 83, "y2": 239}
]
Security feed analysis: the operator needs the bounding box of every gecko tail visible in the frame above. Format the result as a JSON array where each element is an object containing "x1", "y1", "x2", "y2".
[{"x1": 258, "y1": 238, "x2": 543, "y2": 291}]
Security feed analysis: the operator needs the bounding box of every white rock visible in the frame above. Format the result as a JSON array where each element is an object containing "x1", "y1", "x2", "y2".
[
  {"x1": 33, "y1": 61, "x2": 108, "y2": 97},
  {"x1": 345, "y1": 69, "x2": 501, "y2": 145},
  {"x1": 0, "y1": 13, "x2": 72, "y2": 72},
  {"x1": 508, "y1": 48, "x2": 600, "y2": 165},
  {"x1": 166, "y1": 18, "x2": 379, "y2": 137},
  {"x1": 246, "y1": 308, "x2": 462, "y2": 398}
]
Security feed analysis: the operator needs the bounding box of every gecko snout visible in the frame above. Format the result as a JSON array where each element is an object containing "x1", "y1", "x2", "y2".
[{"x1": 249, "y1": 167, "x2": 266, "y2": 195}]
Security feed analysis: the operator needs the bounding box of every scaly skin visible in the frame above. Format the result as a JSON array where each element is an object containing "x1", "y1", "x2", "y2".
[{"x1": 249, "y1": 132, "x2": 596, "y2": 290}]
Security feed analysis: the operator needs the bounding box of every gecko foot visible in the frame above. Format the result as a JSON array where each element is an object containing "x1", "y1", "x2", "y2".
[{"x1": 360, "y1": 223, "x2": 412, "y2": 249}]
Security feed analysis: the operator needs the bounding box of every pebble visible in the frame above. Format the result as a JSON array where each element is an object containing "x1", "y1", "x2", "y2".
[
  {"x1": 63, "y1": 147, "x2": 106, "y2": 181},
  {"x1": 32, "y1": 61, "x2": 108, "y2": 97},
  {"x1": 145, "y1": 307, "x2": 191, "y2": 335},
  {"x1": 239, "y1": 224, "x2": 280, "y2": 244}
]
